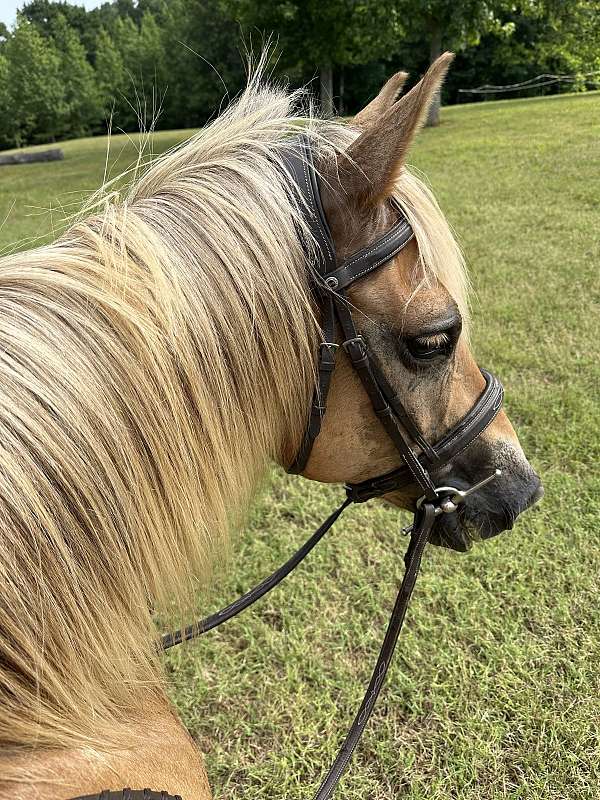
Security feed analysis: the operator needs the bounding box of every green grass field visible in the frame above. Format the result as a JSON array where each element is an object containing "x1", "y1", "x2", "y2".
[{"x1": 1, "y1": 92, "x2": 599, "y2": 799}]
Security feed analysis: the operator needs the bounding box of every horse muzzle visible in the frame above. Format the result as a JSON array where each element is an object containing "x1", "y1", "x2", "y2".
[{"x1": 428, "y1": 468, "x2": 544, "y2": 552}]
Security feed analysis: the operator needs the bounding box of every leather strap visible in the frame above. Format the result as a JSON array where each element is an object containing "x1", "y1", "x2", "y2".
[
  {"x1": 288, "y1": 292, "x2": 338, "y2": 474},
  {"x1": 333, "y1": 291, "x2": 439, "y2": 502},
  {"x1": 345, "y1": 369, "x2": 504, "y2": 503},
  {"x1": 282, "y1": 134, "x2": 491, "y2": 501},
  {"x1": 322, "y1": 209, "x2": 414, "y2": 291},
  {"x1": 67, "y1": 136, "x2": 506, "y2": 800},
  {"x1": 282, "y1": 134, "x2": 336, "y2": 278},
  {"x1": 282, "y1": 134, "x2": 414, "y2": 291},
  {"x1": 73, "y1": 791, "x2": 182, "y2": 800},
  {"x1": 159, "y1": 499, "x2": 437, "y2": 800},
  {"x1": 312, "y1": 502, "x2": 435, "y2": 800},
  {"x1": 161, "y1": 497, "x2": 351, "y2": 649}
]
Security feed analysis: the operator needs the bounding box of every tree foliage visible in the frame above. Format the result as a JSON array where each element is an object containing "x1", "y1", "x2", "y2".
[
  {"x1": 0, "y1": 0, "x2": 598, "y2": 149},
  {"x1": 223, "y1": 0, "x2": 404, "y2": 114},
  {"x1": 50, "y1": 13, "x2": 103, "y2": 138},
  {"x1": 1, "y1": 16, "x2": 66, "y2": 146}
]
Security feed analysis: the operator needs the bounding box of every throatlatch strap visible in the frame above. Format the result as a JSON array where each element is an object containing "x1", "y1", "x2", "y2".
[{"x1": 288, "y1": 293, "x2": 338, "y2": 474}]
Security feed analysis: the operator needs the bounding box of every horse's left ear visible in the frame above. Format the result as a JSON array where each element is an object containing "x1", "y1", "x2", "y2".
[
  {"x1": 340, "y1": 52, "x2": 454, "y2": 206},
  {"x1": 353, "y1": 71, "x2": 409, "y2": 129}
]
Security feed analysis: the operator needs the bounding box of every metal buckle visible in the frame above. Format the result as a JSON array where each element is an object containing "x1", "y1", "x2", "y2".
[
  {"x1": 402, "y1": 469, "x2": 501, "y2": 534},
  {"x1": 342, "y1": 336, "x2": 366, "y2": 353}
]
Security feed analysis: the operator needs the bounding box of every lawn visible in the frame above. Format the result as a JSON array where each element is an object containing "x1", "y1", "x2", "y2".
[{"x1": 1, "y1": 91, "x2": 599, "y2": 799}]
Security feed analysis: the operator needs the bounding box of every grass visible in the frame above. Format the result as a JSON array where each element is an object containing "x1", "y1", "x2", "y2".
[{"x1": 1, "y1": 91, "x2": 599, "y2": 799}]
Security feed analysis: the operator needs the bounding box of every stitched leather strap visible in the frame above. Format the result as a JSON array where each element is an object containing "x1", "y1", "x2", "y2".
[
  {"x1": 282, "y1": 134, "x2": 336, "y2": 278},
  {"x1": 322, "y1": 210, "x2": 414, "y2": 290},
  {"x1": 282, "y1": 134, "x2": 448, "y2": 495},
  {"x1": 282, "y1": 134, "x2": 414, "y2": 291},
  {"x1": 72, "y1": 791, "x2": 182, "y2": 800},
  {"x1": 333, "y1": 291, "x2": 439, "y2": 502},
  {"x1": 345, "y1": 369, "x2": 504, "y2": 503}
]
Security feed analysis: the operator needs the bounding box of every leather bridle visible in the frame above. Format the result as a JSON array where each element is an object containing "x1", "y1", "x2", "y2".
[
  {"x1": 283, "y1": 134, "x2": 504, "y2": 509},
  {"x1": 75, "y1": 136, "x2": 505, "y2": 800}
]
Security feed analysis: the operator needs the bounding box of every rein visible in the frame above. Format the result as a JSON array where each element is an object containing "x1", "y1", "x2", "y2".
[{"x1": 154, "y1": 136, "x2": 505, "y2": 799}]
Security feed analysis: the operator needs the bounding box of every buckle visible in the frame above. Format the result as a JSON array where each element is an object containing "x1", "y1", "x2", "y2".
[
  {"x1": 342, "y1": 336, "x2": 366, "y2": 354},
  {"x1": 342, "y1": 336, "x2": 369, "y2": 367},
  {"x1": 344, "y1": 472, "x2": 401, "y2": 503},
  {"x1": 403, "y1": 469, "x2": 501, "y2": 534},
  {"x1": 319, "y1": 341, "x2": 338, "y2": 371}
]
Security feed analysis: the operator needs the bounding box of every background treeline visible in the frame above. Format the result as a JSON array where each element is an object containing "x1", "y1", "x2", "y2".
[{"x1": 0, "y1": 0, "x2": 598, "y2": 150}]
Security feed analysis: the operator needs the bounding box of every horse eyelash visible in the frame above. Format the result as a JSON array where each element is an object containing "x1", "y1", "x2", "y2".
[{"x1": 415, "y1": 332, "x2": 450, "y2": 348}]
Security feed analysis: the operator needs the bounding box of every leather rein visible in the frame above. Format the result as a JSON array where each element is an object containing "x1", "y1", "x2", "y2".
[{"x1": 74, "y1": 136, "x2": 504, "y2": 800}]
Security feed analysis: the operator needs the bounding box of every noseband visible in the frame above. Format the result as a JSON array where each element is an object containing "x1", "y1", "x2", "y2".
[{"x1": 78, "y1": 137, "x2": 504, "y2": 800}]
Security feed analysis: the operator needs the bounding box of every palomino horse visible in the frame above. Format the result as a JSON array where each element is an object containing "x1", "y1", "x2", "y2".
[{"x1": 0, "y1": 54, "x2": 541, "y2": 798}]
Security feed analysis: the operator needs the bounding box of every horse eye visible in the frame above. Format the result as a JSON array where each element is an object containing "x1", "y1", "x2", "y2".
[{"x1": 405, "y1": 332, "x2": 452, "y2": 362}]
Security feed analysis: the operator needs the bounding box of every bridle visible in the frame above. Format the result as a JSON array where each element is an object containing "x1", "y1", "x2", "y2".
[
  {"x1": 283, "y1": 134, "x2": 504, "y2": 507},
  {"x1": 74, "y1": 136, "x2": 504, "y2": 800}
]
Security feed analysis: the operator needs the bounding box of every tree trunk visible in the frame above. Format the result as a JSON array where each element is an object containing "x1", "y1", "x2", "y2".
[
  {"x1": 320, "y1": 62, "x2": 334, "y2": 118},
  {"x1": 339, "y1": 67, "x2": 345, "y2": 116},
  {"x1": 426, "y1": 22, "x2": 443, "y2": 127}
]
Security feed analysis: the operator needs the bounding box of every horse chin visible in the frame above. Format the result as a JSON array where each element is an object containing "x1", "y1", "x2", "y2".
[
  {"x1": 428, "y1": 511, "x2": 474, "y2": 552},
  {"x1": 385, "y1": 492, "x2": 512, "y2": 553},
  {"x1": 430, "y1": 505, "x2": 513, "y2": 552}
]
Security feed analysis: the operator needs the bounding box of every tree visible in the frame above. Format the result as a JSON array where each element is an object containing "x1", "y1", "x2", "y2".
[
  {"x1": 106, "y1": 15, "x2": 144, "y2": 129},
  {"x1": 534, "y1": 0, "x2": 600, "y2": 75},
  {"x1": 137, "y1": 11, "x2": 168, "y2": 114},
  {"x1": 397, "y1": 0, "x2": 511, "y2": 125},
  {"x1": 94, "y1": 26, "x2": 126, "y2": 119},
  {"x1": 156, "y1": 0, "x2": 246, "y2": 128},
  {"x1": 50, "y1": 14, "x2": 102, "y2": 138},
  {"x1": 21, "y1": 0, "x2": 89, "y2": 38},
  {"x1": 2, "y1": 15, "x2": 66, "y2": 146},
  {"x1": 224, "y1": 0, "x2": 404, "y2": 116},
  {"x1": 0, "y1": 53, "x2": 11, "y2": 148},
  {"x1": 435, "y1": 0, "x2": 600, "y2": 106}
]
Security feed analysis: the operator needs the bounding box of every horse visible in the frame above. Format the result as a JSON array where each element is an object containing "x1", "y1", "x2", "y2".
[{"x1": 0, "y1": 53, "x2": 542, "y2": 798}]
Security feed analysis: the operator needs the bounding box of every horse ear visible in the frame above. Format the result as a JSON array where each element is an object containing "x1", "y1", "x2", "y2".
[
  {"x1": 340, "y1": 53, "x2": 454, "y2": 206},
  {"x1": 353, "y1": 71, "x2": 409, "y2": 129}
]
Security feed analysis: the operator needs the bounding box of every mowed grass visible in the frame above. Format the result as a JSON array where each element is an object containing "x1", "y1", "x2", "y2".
[{"x1": 1, "y1": 91, "x2": 599, "y2": 799}]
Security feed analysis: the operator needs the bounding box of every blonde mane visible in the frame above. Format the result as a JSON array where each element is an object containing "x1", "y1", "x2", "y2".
[{"x1": 0, "y1": 77, "x2": 467, "y2": 768}]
